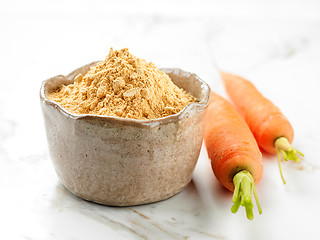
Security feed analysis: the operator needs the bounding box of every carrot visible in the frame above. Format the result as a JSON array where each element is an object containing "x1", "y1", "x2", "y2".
[
  {"x1": 221, "y1": 72, "x2": 303, "y2": 184},
  {"x1": 204, "y1": 92, "x2": 263, "y2": 220}
]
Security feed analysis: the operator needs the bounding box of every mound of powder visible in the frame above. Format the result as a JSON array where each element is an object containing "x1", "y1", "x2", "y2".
[{"x1": 49, "y1": 48, "x2": 196, "y2": 119}]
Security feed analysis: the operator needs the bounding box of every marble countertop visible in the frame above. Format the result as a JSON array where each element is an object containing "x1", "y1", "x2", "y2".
[{"x1": 1, "y1": 0, "x2": 320, "y2": 239}]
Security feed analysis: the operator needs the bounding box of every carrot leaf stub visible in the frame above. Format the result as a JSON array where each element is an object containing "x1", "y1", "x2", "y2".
[
  {"x1": 231, "y1": 170, "x2": 262, "y2": 220},
  {"x1": 274, "y1": 137, "x2": 304, "y2": 184}
]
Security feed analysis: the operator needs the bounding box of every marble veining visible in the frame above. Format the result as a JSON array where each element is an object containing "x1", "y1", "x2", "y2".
[{"x1": 1, "y1": 0, "x2": 320, "y2": 239}]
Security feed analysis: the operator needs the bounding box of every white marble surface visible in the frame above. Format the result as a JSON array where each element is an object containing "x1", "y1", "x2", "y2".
[{"x1": 1, "y1": 0, "x2": 320, "y2": 239}]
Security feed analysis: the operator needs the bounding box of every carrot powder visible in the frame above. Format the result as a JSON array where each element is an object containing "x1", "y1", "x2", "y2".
[
  {"x1": 221, "y1": 72, "x2": 303, "y2": 184},
  {"x1": 204, "y1": 93, "x2": 263, "y2": 220},
  {"x1": 49, "y1": 48, "x2": 195, "y2": 119}
]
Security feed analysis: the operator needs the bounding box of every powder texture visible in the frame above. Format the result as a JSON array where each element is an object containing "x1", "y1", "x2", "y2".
[{"x1": 49, "y1": 48, "x2": 195, "y2": 119}]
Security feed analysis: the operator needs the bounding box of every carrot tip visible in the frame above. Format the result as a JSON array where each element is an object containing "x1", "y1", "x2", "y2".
[
  {"x1": 275, "y1": 137, "x2": 304, "y2": 184},
  {"x1": 231, "y1": 170, "x2": 262, "y2": 220}
]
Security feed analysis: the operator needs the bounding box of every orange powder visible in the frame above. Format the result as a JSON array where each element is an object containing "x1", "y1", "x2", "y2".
[{"x1": 49, "y1": 48, "x2": 195, "y2": 119}]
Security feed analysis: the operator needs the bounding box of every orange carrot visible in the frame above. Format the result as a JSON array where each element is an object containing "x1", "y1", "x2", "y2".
[
  {"x1": 221, "y1": 72, "x2": 303, "y2": 184},
  {"x1": 204, "y1": 93, "x2": 263, "y2": 220}
]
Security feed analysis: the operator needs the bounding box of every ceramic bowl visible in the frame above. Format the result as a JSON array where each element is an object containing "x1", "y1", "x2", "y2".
[{"x1": 40, "y1": 62, "x2": 210, "y2": 206}]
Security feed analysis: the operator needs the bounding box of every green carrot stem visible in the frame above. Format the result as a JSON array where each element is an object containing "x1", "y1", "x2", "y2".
[
  {"x1": 277, "y1": 149, "x2": 286, "y2": 184},
  {"x1": 231, "y1": 170, "x2": 262, "y2": 220},
  {"x1": 274, "y1": 137, "x2": 304, "y2": 184}
]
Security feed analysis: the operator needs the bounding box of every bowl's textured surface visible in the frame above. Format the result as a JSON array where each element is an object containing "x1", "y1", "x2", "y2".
[{"x1": 40, "y1": 62, "x2": 210, "y2": 206}]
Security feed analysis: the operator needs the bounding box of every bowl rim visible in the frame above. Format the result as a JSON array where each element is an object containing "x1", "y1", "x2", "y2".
[{"x1": 40, "y1": 63, "x2": 211, "y2": 127}]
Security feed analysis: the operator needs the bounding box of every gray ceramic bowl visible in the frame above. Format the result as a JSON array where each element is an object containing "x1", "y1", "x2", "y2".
[{"x1": 40, "y1": 62, "x2": 210, "y2": 206}]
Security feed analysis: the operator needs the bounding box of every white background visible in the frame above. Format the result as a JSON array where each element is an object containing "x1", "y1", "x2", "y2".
[{"x1": 1, "y1": 0, "x2": 320, "y2": 239}]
